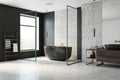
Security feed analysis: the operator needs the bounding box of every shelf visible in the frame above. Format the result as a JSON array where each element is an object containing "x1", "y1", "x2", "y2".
[
  {"x1": 5, "y1": 54, "x2": 19, "y2": 57},
  {"x1": 5, "y1": 38, "x2": 17, "y2": 40},
  {"x1": 4, "y1": 35, "x2": 17, "y2": 37},
  {"x1": 4, "y1": 30, "x2": 19, "y2": 61},
  {"x1": 86, "y1": 57, "x2": 95, "y2": 59},
  {"x1": 5, "y1": 51, "x2": 18, "y2": 53}
]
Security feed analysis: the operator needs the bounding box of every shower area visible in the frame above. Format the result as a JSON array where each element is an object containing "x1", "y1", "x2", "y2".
[{"x1": 44, "y1": 5, "x2": 82, "y2": 65}]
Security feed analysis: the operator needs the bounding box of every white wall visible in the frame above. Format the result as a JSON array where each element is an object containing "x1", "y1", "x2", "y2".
[{"x1": 102, "y1": 19, "x2": 120, "y2": 45}]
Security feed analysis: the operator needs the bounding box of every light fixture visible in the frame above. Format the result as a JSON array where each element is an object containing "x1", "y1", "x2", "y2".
[
  {"x1": 45, "y1": 2, "x2": 53, "y2": 5},
  {"x1": 112, "y1": 3, "x2": 120, "y2": 6},
  {"x1": 45, "y1": 10, "x2": 49, "y2": 12}
]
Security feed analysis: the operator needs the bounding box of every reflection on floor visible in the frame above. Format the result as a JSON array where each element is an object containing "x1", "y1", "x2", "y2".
[{"x1": 0, "y1": 57, "x2": 120, "y2": 80}]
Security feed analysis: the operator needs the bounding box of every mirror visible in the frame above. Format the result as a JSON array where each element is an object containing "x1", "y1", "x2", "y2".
[{"x1": 102, "y1": 0, "x2": 120, "y2": 45}]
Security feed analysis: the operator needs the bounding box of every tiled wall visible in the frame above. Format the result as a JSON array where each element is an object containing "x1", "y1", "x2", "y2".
[
  {"x1": 81, "y1": 1, "x2": 102, "y2": 61},
  {"x1": 54, "y1": 1, "x2": 102, "y2": 61},
  {"x1": 55, "y1": 8, "x2": 77, "y2": 60},
  {"x1": 55, "y1": 10, "x2": 67, "y2": 46}
]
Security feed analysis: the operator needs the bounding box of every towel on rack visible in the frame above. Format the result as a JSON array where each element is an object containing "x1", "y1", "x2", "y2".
[
  {"x1": 5, "y1": 39, "x2": 11, "y2": 49},
  {"x1": 13, "y1": 43, "x2": 18, "y2": 52}
]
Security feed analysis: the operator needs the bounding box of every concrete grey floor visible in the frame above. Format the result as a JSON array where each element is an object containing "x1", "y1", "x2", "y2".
[{"x1": 0, "y1": 57, "x2": 120, "y2": 80}]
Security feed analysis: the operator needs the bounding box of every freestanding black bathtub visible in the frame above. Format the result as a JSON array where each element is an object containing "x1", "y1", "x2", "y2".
[{"x1": 44, "y1": 46, "x2": 72, "y2": 61}]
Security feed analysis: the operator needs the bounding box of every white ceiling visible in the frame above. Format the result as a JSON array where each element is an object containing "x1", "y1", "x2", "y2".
[
  {"x1": 0, "y1": 0, "x2": 99, "y2": 13},
  {"x1": 0, "y1": 0, "x2": 119, "y2": 20},
  {"x1": 103, "y1": 0, "x2": 120, "y2": 20}
]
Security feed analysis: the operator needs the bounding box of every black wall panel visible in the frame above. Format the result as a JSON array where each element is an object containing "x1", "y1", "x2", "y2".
[
  {"x1": 77, "y1": 7, "x2": 82, "y2": 60},
  {"x1": 0, "y1": 4, "x2": 44, "y2": 61}
]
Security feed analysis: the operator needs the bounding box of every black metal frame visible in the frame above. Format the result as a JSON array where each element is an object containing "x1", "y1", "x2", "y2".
[
  {"x1": 20, "y1": 14, "x2": 36, "y2": 18},
  {"x1": 66, "y1": 5, "x2": 81, "y2": 65}
]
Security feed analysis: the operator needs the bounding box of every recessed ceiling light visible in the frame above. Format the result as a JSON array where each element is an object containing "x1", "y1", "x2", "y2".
[
  {"x1": 45, "y1": 2, "x2": 53, "y2": 5},
  {"x1": 112, "y1": 3, "x2": 120, "y2": 6},
  {"x1": 46, "y1": 10, "x2": 49, "y2": 12}
]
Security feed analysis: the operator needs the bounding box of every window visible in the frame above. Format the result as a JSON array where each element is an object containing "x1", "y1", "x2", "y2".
[{"x1": 20, "y1": 14, "x2": 39, "y2": 51}]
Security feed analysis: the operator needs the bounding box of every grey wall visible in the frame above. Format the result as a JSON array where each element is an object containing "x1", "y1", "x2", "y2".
[
  {"x1": 44, "y1": 12, "x2": 54, "y2": 46},
  {"x1": 82, "y1": 1, "x2": 102, "y2": 61}
]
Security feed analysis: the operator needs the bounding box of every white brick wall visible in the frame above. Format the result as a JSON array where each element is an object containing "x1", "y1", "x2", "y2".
[{"x1": 55, "y1": 8, "x2": 77, "y2": 60}]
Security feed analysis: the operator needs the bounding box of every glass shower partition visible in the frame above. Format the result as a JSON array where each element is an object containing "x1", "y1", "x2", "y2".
[{"x1": 66, "y1": 5, "x2": 80, "y2": 65}]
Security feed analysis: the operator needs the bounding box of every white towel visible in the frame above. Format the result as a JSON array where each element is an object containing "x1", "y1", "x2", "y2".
[
  {"x1": 13, "y1": 43, "x2": 18, "y2": 52},
  {"x1": 5, "y1": 39, "x2": 11, "y2": 49}
]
